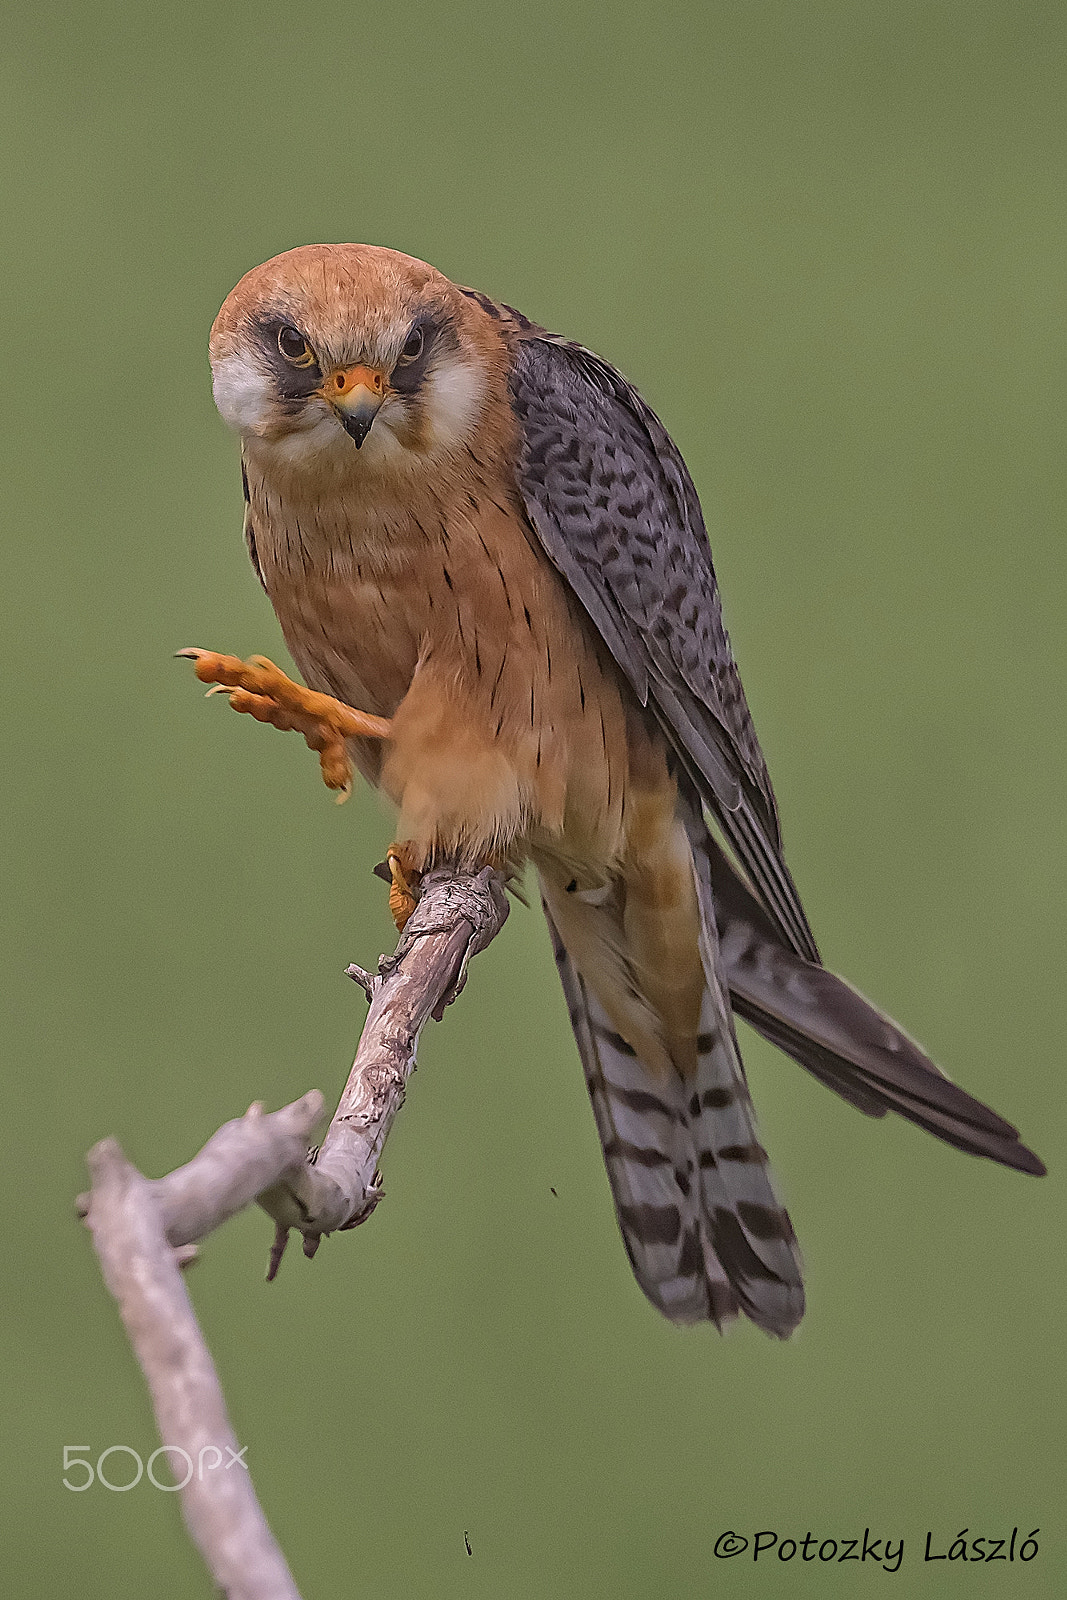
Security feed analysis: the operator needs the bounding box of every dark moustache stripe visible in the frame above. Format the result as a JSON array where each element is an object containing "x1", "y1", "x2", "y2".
[{"x1": 251, "y1": 314, "x2": 323, "y2": 400}]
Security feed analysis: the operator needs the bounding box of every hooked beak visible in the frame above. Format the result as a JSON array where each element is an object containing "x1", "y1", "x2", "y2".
[{"x1": 323, "y1": 363, "x2": 386, "y2": 448}]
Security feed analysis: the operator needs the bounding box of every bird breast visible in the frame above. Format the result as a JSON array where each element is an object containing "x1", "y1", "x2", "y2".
[{"x1": 242, "y1": 450, "x2": 669, "y2": 875}]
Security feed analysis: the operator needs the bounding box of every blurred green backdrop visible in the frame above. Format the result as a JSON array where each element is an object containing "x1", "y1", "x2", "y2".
[{"x1": 2, "y1": 2, "x2": 1064, "y2": 1594}]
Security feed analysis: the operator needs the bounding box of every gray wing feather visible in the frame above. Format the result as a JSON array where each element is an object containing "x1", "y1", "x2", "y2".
[
  {"x1": 511, "y1": 335, "x2": 819, "y2": 964},
  {"x1": 708, "y1": 838, "x2": 1046, "y2": 1175}
]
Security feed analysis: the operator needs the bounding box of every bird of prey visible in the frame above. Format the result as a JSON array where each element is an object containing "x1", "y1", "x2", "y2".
[{"x1": 186, "y1": 243, "x2": 1044, "y2": 1336}]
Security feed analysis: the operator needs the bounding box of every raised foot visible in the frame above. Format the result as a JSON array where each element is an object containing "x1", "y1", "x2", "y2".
[{"x1": 178, "y1": 649, "x2": 391, "y2": 797}]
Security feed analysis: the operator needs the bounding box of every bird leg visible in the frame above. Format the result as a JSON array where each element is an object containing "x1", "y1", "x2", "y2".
[
  {"x1": 180, "y1": 649, "x2": 419, "y2": 930},
  {"x1": 178, "y1": 649, "x2": 391, "y2": 797}
]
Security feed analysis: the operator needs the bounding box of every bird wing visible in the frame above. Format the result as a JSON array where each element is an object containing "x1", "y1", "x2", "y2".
[
  {"x1": 707, "y1": 836, "x2": 1046, "y2": 1175},
  {"x1": 509, "y1": 332, "x2": 820, "y2": 964},
  {"x1": 507, "y1": 326, "x2": 1044, "y2": 1180}
]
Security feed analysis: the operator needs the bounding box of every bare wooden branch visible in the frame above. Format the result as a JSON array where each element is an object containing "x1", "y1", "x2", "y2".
[
  {"x1": 159, "y1": 1091, "x2": 324, "y2": 1245},
  {"x1": 256, "y1": 864, "x2": 509, "y2": 1266},
  {"x1": 79, "y1": 863, "x2": 509, "y2": 1597},
  {"x1": 84, "y1": 1130, "x2": 306, "y2": 1600}
]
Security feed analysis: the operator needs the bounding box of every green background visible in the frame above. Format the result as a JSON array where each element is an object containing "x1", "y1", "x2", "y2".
[{"x1": 2, "y1": 2, "x2": 1063, "y2": 1594}]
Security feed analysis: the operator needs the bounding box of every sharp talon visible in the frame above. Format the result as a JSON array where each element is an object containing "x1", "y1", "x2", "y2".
[
  {"x1": 180, "y1": 647, "x2": 388, "y2": 796},
  {"x1": 386, "y1": 844, "x2": 421, "y2": 931}
]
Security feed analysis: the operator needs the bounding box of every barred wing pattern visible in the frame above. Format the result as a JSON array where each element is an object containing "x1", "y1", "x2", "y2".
[{"x1": 511, "y1": 333, "x2": 819, "y2": 965}]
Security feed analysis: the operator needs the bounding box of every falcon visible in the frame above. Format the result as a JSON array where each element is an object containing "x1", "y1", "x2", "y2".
[{"x1": 187, "y1": 243, "x2": 1044, "y2": 1335}]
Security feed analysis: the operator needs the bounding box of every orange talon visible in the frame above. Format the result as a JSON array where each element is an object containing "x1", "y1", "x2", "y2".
[
  {"x1": 386, "y1": 844, "x2": 422, "y2": 931},
  {"x1": 178, "y1": 648, "x2": 391, "y2": 794}
]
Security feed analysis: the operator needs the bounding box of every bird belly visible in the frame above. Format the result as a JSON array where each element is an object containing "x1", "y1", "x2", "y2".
[{"x1": 378, "y1": 585, "x2": 637, "y2": 871}]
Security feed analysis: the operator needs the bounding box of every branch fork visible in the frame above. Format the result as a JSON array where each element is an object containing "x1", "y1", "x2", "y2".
[{"x1": 79, "y1": 861, "x2": 508, "y2": 1599}]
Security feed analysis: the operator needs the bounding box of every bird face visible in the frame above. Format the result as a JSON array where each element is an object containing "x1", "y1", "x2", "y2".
[{"x1": 209, "y1": 244, "x2": 491, "y2": 474}]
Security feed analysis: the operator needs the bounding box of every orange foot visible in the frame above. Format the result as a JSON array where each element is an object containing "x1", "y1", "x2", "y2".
[
  {"x1": 178, "y1": 649, "x2": 391, "y2": 798},
  {"x1": 386, "y1": 842, "x2": 422, "y2": 931}
]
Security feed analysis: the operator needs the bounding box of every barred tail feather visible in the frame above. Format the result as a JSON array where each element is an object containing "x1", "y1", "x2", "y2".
[
  {"x1": 544, "y1": 907, "x2": 735, "y2": 1326},
  {"x1": 542, "y1": 885, "x2": 805, "y2": 1336}
]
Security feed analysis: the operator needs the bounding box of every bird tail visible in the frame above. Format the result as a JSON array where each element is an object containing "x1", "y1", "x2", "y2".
[
  {"x1": 704, "y1": 836, "x2": 1046, "y2": 1177},
  {"x1": 540, "y1": 818, "x2": 805, "y2": 1335}
]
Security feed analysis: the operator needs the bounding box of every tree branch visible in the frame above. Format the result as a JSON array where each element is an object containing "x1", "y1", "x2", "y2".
[
  {"x1": 255, "y1": 864, "x2": 508, "y2": 1272},
  {"x1": 84, "y1": 1124, "x2": 308, "y2": 1600},
  {"x1": 79, "y1": 863, "x2": 508, "y2": 1598}
]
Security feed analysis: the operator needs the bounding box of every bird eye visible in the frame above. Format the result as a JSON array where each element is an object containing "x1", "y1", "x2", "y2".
[
  {"x1": 397, "y1": 325, "x2": 424, "y2": 364},
  {"x1": 277, "y1": 325, "x2": 315, "y2": 367}
]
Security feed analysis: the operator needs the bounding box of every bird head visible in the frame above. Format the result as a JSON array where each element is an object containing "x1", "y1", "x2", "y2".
[{"x1": 209, "y1": 244, "x2": 494, "y2": 476}]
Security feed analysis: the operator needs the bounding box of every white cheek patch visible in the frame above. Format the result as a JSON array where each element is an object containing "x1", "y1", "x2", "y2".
[
  {"x1": 423, "y1": 360, "x2": 486, "y2": 451},
  {"x1": 211, "y1": 352, "x2": 276, "y2": 435}
]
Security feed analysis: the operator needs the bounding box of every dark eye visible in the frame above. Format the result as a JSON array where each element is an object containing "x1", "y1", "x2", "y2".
[
  {"x1": 398, "y1": 325, "x2": 424, "y2": 364},
  {"x1": 277, "y1": 325, "x2": 315, "y2": 367}
]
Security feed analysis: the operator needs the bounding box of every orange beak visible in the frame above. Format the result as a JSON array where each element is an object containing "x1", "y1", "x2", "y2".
[{"x1": 324, "y1": 363, "x2": 386, "y2": 447}]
